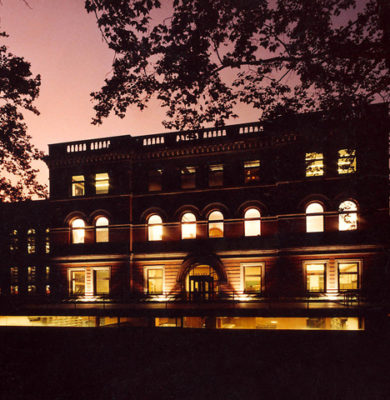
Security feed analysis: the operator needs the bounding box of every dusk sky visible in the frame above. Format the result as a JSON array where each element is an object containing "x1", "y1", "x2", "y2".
[{"x1": 0, "y1": 0, "x2": 259, "y2": 187}]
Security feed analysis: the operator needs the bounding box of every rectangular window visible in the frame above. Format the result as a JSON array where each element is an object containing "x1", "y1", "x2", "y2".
[
  {"x1": 95, "y1": 173, "x2": 109, "y2": 195},
  {"x1": 93, "y1": 269, "x2": 110, "y2": 295},
  {"x1": 10, "y1": 267, "x2": 18, "y2": 284},
  {"x1": 305, "y1": 152, "x2": 324, "y2": 176},
  {"x1": 244, "y1": 160, "x2": 260, "y2": 183},
  {"x1": 45, "y1": 229, "x2": 50, "y2": 254},
  {"x1": 181, "y1": 166, "x2": 196, "y2": 189},
  {"x1": 208, "y1": 164, "x2": 224, "y2": 187},
  {"x1": 338, "y1": 149, "x2": 356, "y2": 174},
  {"x1": 243, "y1": 265, "x2": 262, "y2": 293},
  {"x1": 72, "y1": 175, "x2": 85, "y2": 197},
  {"x1": 45, "y1": 266, "x2": 50, "y2": 282},
  {"x1": 46, "y1": 285, "x2": 51, "y2": 295},
  {"x1": 10, "y1": 285, "x2": 18, "y2": 295},
  {"x1": 146, "y1": 267, "x2": 164, "y2": 294},
  {"x1": 9, "y1": 230, "x2": 19, "y2": 252},
  {"x1": 306, "y1": 263, "x2": 326, "y2": 293},
  {"x1": 28, "y1": 285, "x2": 37, "y2": 295},
  {"x1": 148, "y1": 169, "x2": 163, "y2": 192},
  {"x1": 338, "y1": 262, "x2": 359, "y2": 291},
  {"x1": 70, "y1": 270, "x2": 86, "y2": 295},
  {"x1": 27, "y1": 266, "x2": 36, "y2": 282}
]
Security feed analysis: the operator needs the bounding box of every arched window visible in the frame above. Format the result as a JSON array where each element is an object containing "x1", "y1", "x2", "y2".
[
  {"x1": 339, "y1": 201, "x2": 358, "y2": 231},
  {"x1": 95, "y1": 217, "x2": 109, "y2": 243},
  {"x1": 306, "y1": 203, "x2": 324, "y2": 233},
  {"x1": 208, "y1": 211, "x2": 224, "y2": 238},
  {"x1": 181, "y1": 213, "x2": 196, "y2": 239},
  {"x1": 27, "y1": 229, "x2": 36, "y2": 254},
  {"x1": 148, "y1": 215, "x2": 163, "y2": 241},
  {"x1": 244, "y1": 208, "x2": 261, "y2": 236},
  {"x1": 72, "y1": 219, "x2": 85, "y2": 244}
]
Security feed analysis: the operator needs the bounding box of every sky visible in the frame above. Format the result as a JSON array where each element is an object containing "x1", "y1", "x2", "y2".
[{"x1": 0, "y1": 0, "x2": 255, "y2": 186}]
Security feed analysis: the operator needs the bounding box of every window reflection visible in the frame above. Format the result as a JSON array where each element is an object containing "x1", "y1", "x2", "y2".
[
  {"x1": 338, "y1": 149, "x2": 356, "y2": 174},
  {"x1": 305, "y1": 152, "x2": 324, "y2": 176}
]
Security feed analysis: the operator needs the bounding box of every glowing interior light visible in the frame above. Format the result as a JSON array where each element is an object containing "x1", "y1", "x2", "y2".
[
  {"x1": 181, "y1": 212, "x2": 196, "y2": 239},
  {"x1": 244, "y1": 208, "x2": 261, "y2": 236},
  {"x1": 148, "y1": 215, "x2": 163, "y2": 241},
  {"x1": 208, "y1": 211, "x2": 224, "y2": 237},
  {"x1": 306, "y1": 203, "x2": 324, "y2": 232},
  {"x1": 339, "y1": 201, "x2": 357, "y2": 231},
  {"x1": 72, "y1": 218, "x2": 85, "y2": 244}
]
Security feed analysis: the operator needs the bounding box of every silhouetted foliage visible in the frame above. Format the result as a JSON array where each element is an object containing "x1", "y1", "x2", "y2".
[
  {"x1": 0, "y1": 31, "x2": 46, "y2": 201},
  {"x1": 85, "y1": 0, "x2": 390, "y2": 129}
]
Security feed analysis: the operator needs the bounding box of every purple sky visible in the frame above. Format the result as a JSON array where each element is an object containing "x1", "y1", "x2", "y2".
[{"x1": 1, "y1": 0, "x2": 259, "y2": 187}]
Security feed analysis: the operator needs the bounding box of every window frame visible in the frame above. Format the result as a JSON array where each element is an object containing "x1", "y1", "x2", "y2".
[
  {"x1": 71, "y1": 218, "x2": 86, "y2": 244},
  {"x1": 208, "y1": 210, "x2": 224, "y2": 238},
  {"x1": 244, "y1": 160, "x2": 260, "y2": 184},
  {"x1": 180, "y1": 166, "x2": 197, "y2": 189},
  {"x1": 305, "y1": 202, "x2": 324, "y2": 233},
  {"x1": 71, "y1": 175, "x2": 85, "y2": 197},
  {"x1": 304, "y1": 261, "x2": 327, "y2": 294},
  {"x1": 147, "y1": 214, "x2": 163, "y2": 241},
  {"x1": 95, "y1": 216, "x2": 109, "y2": 243},
  {"x1": 241, "y1": 263, "x2": 264, "y2": 294},
  {"x1": 181, "y1": 212, "x2": 197, "y2": 240},
  {"x1": 305, "y1": 152, "x2": 324, "y2": 177},
  {"x1": 92, "y1": 267, "x2": 111, "y2": 296},
  {"x1": 244, "y1": 208, "x2": 261, "y2": 237},
  {"x1": 208, "y1": 164, "x2": 224, "y2": 187},
  {"x1": 337, "y1": 149, "x2": 356, "y2": 175},
  {"x1": 337, "y1": 260, "x2": 361, "y2": 292},
  {"x1": 69, "y1": 268, "x2": 87, "y2": 296},
  {"x1": 94, "y1": 172, "x2": 110, "y2": 195},
  {"x1": 27, "y1": 228, "x2": 36, "y2": 254},
  {"x1": 338, "y1": 200, "x2": 358, "y2": 231},
  {"x1": 144, "y1": 266, "x2": 164, "y2": 295}
]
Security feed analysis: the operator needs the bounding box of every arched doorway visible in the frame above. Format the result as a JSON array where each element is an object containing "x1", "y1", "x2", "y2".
[{"x1": 186, "y1": 265, "x2": 218, "y2": 301}]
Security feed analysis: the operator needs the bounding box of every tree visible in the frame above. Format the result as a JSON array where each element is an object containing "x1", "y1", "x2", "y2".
[
  {"x1": 86, "y1": 0, "x2": 390, "y2": 130},
  {"x1": 0, "y1": 31, "x2": 46, "y2": 201}
]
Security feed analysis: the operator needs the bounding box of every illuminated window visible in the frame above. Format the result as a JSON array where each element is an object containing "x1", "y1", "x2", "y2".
[
  {"x1": 148, "y1": 169, "x2": 163, "y2": 192},
  {"x1": 306, "y1": 263, "x2": 326, "y2": 293},
  {"x1": 338, "y1": 149, "x2": 356, "y2": 174},
  {"x1": 338, "y1": 262, "x2": 359, "y2": 291},
  {"x1": 181, "y1": 166, "x2": 196, "y2": 189},
  {"x1": 95, "y1": 173, "x2": 109, "y2": 195},
  {"x1": 10, "y1": 267, "x2": 18, "y2": 284},
  {"x1": 27, "y1": 229, "x2": 36, "y2": 254},
  {"x1": 71, "y1": 219, "x2": 85, "y2": 244},
  {"x1": 243, "y1": 265, "x2": 262, "y2": 293},
  {"x1": 45, "y1": 266, "x2": 50, "y2": 282},
  {"x1": 305, "y1": 152, "x2": 324, "y2": 176},
  {"x1": 208, "y1": 211, "x2": 224, "y2": 238},
  {"x1": 181, "y1": 213, "x2": 196, "y2": 239},
  {"x1": 306, "y1": 203, "x2": 324, "y2": 233},
  {"x1": 95, "y1": 217, "x2": 109, "y2": 243},
  {"x1": 72, "y1": 175, "x2": 85, "y2": 197},
  {"x1": 70, "y1": 270, "x2": 85, "y2": 295},
  {"x1": 10, "y1": 285, "x2": 18, "y2": 295},
  {"x1": 244, "y1": 160, "x2": 260, "y2": 183},
  {"x1": 339, "y1": 201, "x2": 358, "y2": 231},
  {"x1": 148, "y1": 215, "x2": 163, "y2": 241},
  {"x1": 244, "y1": 208, "x2": 261, "y2": 236},
  {"x1": 94, "y1": 269, "x2": 110, "y2": 295},
  {"x1": 45, "y1": 228, "x2": 50, "y2": 254},
  {"x1": 27, "y1": 266, "x2": 36, "y2": 282},
  {"x1": 146, "y1": 267, "x2": 164, "y2": 294},
  {"x1": 209, "y1": 164, "x2": 223, "y2": 187},
  {"x1": 28, "y1": 285, "x2": 36, "y2": 295},
  {"x1": 9, "y1": 229, "x2": 19, "y2": 252},
  {"x1": 46, "y1": 285, "x2": 51, "y2": 295}
]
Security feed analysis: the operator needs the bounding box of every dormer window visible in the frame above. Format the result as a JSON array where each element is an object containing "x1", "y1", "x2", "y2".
[
  {"x1": 305, "y1": 153, "x2": 324, "y2": 177},
  {"x1": 72, "y1": 175, "x2": 85, "y2": 197},
  {"x1": 95, "y1": 173, "x2": 109, "y2": 195}
]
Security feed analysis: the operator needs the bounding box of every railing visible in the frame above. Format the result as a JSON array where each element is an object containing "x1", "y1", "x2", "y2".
[{"x1": 49, "y1": 121, "x2": 268, "y2": 156}]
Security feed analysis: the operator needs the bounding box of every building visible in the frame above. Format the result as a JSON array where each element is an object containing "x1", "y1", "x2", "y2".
[{"x1": 0, "y1": 104, "x2": 389, "y2": 329}]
